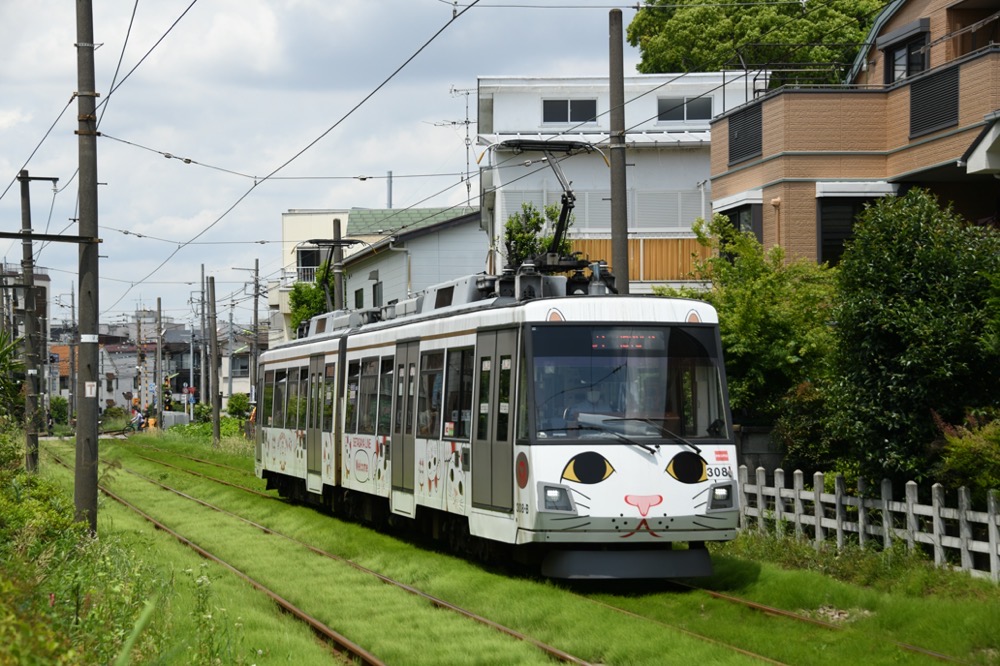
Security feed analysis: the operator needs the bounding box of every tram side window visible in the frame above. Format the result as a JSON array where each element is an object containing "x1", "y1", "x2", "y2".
[
  {"x1": 496, "y1": 355, "x2": 512, "y2": 442},
  {"x1": 517, "y1": 355, "x2": 529, "y2": 440},
  {"x1": 378, "y1": 357, "x2": 393, "y2": 434},
  {"x1": 418, "y1": 351, "x2": 444, "y2": 437},
  {"x1": 358, "y1": 357, "x2": 379, "y2": 435},
  {"x1": 262, "y1": 370, "x2": 275, "y2": 427},
  {"x1": 443, "y1": 347, "x2": 473, "y2": 440},
  {"x1": 345, "y1": 360, "x2": 361, "y2": 434},
  {"x1": 288, "y1": 367, "x2": 308, "y2": 430},
  {"x1": 394, "y1": 363, "x2": 405, "y2": 436},
  {"x1": 273, "y1": 369, "x2": 288, "y2": 429},
  {"x1": 476, "y1": 357, "x2": 491, "y2": 440},
  {"x1": 323, "y1": 363, "x2": 336, "y2": 432}
]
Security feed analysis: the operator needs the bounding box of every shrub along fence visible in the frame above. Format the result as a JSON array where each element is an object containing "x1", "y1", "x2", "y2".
[{"x1": 737, "y1": 466, "x2": 1000, "y2": 582}]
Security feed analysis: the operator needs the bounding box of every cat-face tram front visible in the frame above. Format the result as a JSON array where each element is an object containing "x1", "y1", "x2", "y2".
[{"x1": 507, "y1": 300, "x2": 740, "y2": 579}]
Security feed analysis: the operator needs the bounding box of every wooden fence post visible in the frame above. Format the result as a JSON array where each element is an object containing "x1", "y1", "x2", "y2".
[
  {"x1": 932, "y1": 484, "x2": 944, "y2": 567},
  {"x1": 835, "y1": 474, "x2": 846, "y2": 551},
  {"x1": 906, "y1": 481, "x2": 918, "y2": 554},
  {"x1": 989, "y1": 490, "x2": 999, "y2": 584},
  {"x1": 858, "y1": 477, "x2": 869, "y2": 548},
  {"x1": 881, "y1": 478, "x2": 893, "y2": 550},
  {"x1": 738, "y1": 465, "x2": 749, "y2": 529},
  {"x1": 793, "y1": 470, "x2": 804, "y2": 540},
  {"x1": 774, "y1": 468, "x2": 785, "y2": 537},
  {"x1": 756, "y1": 467, "x2": 767, "y2": 534},
  {"x1": 958, "y1": 487, "x2": 972, "y2": 571},
  {"x1": 814, "y1": 471, "x2": 825, "y2": 548}
]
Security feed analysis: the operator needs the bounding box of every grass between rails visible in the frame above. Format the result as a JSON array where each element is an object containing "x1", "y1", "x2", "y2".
[{"x1": 21, "y1": 430, "x2": 1000, "y2": 664}]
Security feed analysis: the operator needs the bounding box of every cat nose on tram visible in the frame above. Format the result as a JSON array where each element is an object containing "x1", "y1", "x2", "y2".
[{"x1": 625, "y1": 494, "x2": 663, "y2": 516}]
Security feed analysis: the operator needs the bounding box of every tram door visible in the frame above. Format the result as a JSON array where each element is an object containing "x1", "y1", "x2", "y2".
[
  {"x1": 391, "y1": 341, "x2": 419, "y2": 497},
  {"x1": 305, "y1": 355, "x2": 324, "y2": 493},
  {"x1": 472, "y1": 329, "x2": 516, "y2": 513}
]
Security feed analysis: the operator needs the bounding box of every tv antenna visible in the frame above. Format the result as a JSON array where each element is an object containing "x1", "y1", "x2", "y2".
[{"x1": 435, "y1": 85, "x2": 476, "y2": 205}]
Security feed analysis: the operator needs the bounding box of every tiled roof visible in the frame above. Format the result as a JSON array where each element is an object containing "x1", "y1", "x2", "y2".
[{"x1": 346, "y1": 207, "x2": 477, "y2": 236}]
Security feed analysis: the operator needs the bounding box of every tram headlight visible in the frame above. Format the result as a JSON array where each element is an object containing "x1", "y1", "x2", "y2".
[
  {"x1": 542, "y1": 485, "x2": 574, "y2": 512},
  {"x1": 709, "y1": 483, "x2": 734, "y2": 509}
]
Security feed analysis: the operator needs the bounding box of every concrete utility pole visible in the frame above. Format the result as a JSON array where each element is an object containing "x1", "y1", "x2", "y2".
[
  {"x1": 251, "y1": 258, "x2": 259, "y2": 401},
  {"x1": 200, "y1": 265, "x2": 207, "y2": 406},
  {"x1": 18, "y1": 170, "x2": 46, "y2": 473},
  {"x1": 208, "y1": 276, "x2": 221, "y2": 447},
  {"x1": 333, "y1": 218, "x2": 345, "y2": 310},
  {"x1": 156, "y1": 298, "x2": 162, "y2": 418},
  {"x1": 227, "y1": 301, "x2": 234, "y2": 398},
  {"x1": 609, "y1": 9, "x2": 630, "y2": 294},
  {"x1": 75, "y1": 0, "x2": 101, "y2": 534},
  {"x1": 69, "y1": 284, "x2": 76, "y2": 422}
]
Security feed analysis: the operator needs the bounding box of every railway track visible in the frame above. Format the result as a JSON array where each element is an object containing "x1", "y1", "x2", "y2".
[
  {"x1": 45, "y1": 444, "x2": 595, "y2": 665},
  {"x1": 47, "y1": 440, "x2": 974, "y2": 664}
]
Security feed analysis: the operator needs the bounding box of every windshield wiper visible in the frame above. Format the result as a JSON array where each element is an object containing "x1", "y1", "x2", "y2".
[
  {"x1": 604, "y1": 418, "x2": 702, "y2": 455},
  {"x1": 570, "y1": 423, "x2": 657, "y2": 454}
]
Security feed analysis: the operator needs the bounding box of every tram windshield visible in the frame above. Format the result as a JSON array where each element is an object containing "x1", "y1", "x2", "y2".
[{"x1": 529, "y1": 324, "x2": 730, "y2": 441}]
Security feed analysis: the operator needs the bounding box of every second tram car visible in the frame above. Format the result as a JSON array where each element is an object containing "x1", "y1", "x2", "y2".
[{"x1": 255, "y1": 267, "x2": 739, "y2": 579}]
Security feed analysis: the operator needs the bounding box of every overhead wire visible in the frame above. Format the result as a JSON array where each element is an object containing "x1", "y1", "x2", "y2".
[{"x1": 102, "y1": 0, "x2": 485, "y2": 315}]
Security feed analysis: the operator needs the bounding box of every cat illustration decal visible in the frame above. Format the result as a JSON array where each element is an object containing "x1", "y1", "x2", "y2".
[{"x1": 557, "y1": 449, "x2": 717, "y2": 538}]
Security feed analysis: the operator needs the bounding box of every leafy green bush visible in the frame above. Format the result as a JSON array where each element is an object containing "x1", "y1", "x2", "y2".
[
  {"x1": 502, "y1": 202, "x2": 573, "y2": 268},
  {"x1": 935, "y1": 415, "x2": 1000, "y2": 506},
  {"x1": 50, "y1": 396, "x2": 69, "y2": 425},
  {"x1": 830, "y1": 189, "x2": 1000, "y2": 483},
  {"x1": 655, "y1": 213, "x2": 837, "y2": 427},
  {"x1": 226, "y1": 392, "x2": 250, "y2": 419}
]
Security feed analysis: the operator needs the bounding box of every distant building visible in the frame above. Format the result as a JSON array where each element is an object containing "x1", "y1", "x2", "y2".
[
  {"x1": 476, "y1": 73, "x2": 759, "y2": 290},
  {"x1": 267, "y1": 207, "x2": 483, "y2": 345}
]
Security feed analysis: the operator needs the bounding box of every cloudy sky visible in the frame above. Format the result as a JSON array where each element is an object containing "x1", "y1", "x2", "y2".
[{"x1": 0, "y1": 1, "x2": 641, "y2": 330}]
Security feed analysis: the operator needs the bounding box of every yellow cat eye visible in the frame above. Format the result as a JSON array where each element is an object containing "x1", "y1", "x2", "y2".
[
  {"x1": 666, "y1": 451, "x2": 708, "y2": 484},
  {"x1": 561, "y1": 451, "x2": 615, "y2": 484}
]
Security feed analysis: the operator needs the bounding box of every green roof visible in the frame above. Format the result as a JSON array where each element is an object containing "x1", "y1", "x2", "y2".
[{"x1": 346, "y1": 207, "x2": 477, "y2": 236}]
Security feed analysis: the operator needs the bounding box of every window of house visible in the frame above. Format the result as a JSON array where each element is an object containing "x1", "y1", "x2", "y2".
[
  {"x1": 721, "y1": 204, "x2": 762, "y2": 244},
  {"x1": 877, "y1": 18, "x2": 930, "y2": 84},
  {"x1": 372, "y1": 281, "x2": 383, "y2": 308},
  {"x1": 887, "y1": 36, "x2": 927, "y2": 82},
  {"x1": 297, "y1": 247, "x2": 321, "y2": 282},
  {"x1": 657, "y1": 96, "x2": 713, "y2": 122},
  {"x1": 354, "y1": 288, "x2": 364, "y2": 309},
  {"x1": 819, "y1": 198, "x2": 873, "y2": 266},
  {"x1": 542, "y1": 99, "x2": 597, "y2": 124},
  {"x1": 231, "y1": 355, "x2": 250, "y2": 378}
]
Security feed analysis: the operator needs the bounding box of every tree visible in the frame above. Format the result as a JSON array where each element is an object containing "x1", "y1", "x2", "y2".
[
  {"x1": 226, "y1": 392, "x2": 250, "y2": 419},
  {"x1": 654, "y1": 214, "x2": 837, "y2": 429},
  {"x1": 829, "y1": 189, "x2": 1000, "y2": 483},
  {"x1": 627, "y1": 0, "x2": 883, "y2": 84},
  {"x1": 502, "y1": 202, "x2": 573, "y2": 269},
  {"x1": 289, "y1": 262, "x2": 332, "y2": 334}
]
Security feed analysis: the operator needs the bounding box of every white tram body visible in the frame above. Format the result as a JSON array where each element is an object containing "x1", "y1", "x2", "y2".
[{"x1": 255, "y1": 271, "x2": 739, "y2": 578}]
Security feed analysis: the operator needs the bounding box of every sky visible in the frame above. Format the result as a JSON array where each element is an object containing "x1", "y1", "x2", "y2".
[{"x1": 0, "y1": 0, "x2": 642, "y2": 331}]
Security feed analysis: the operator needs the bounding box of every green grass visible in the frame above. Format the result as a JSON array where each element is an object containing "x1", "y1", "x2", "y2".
[{"x1": 17, "y1": 431, "x2": 1000, "y2": 664}]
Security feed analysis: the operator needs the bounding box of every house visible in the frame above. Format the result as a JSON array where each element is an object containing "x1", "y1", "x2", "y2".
[
  {"x1": 709, "y1": 0, "x2": 1000, "y2": 264},
  {"x1": 476, "y1": 73, "x2": 759, "y2": 289},
  {"x1": 267, "y1": 207, "x2": 482, "y2": 344}
]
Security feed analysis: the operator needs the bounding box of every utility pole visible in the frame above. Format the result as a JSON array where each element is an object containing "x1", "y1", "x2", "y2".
[
  {"x1": 75, "y1": 0, "x2": 101, "y2": 534},
  {"x1": 200, "y1": 265, "x2": 207, "y2": 407},
  {"x1": 156, "y1": 298, "x2": 162, "y2": 419},
  {"x1": 18, "y1": 170, "x2": 56, "y2": 473},
  {"x1": 609, "y1": 9, "x2": 630, "y2": 294},
  {"x1": 227, "y1": 301, "x2": 234, "y2": 399},
  {"x1": 69, "y1": 284, "x2": 76, "y2": 422},
  {"x1": 251, "y1": 258, "x2": 258, "y2": 401},
  {"x1": 333, "y1": 218, "x2": 344, "y2": 310},
  {"x1": 208, "y1": 277, "x2": 221, "y2": 447}
]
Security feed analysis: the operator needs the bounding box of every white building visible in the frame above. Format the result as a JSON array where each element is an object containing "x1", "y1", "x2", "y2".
[
  {"x1": 477, "y1": 73, "x2": 759, "y2": 289},
  {"x1": 267, "y1": 207, "x2": 483, "y2": 345}
]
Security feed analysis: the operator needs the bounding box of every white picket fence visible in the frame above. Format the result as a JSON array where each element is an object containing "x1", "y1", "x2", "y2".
[{"x1": 737, "y1": 466, "x2": 1000, "y2": 582}]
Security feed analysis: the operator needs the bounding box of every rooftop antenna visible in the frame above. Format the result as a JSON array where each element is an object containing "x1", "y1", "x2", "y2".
[{"x1": 437, "y1": 86, "x2": 476, "y2": 205}]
